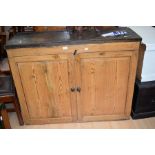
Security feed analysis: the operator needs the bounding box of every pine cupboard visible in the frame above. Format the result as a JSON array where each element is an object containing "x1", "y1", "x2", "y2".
[{"x1": 6, "y1": 28, "x2": 141, "y2": 125}]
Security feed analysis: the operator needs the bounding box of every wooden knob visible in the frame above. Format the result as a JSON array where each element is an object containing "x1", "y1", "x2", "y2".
[
  {"x1": 70, "y1": 87, "x2": 75, "y2": 92},
  {"x1": 77, "y1": 87, "x2": 81, "y2": 92}
]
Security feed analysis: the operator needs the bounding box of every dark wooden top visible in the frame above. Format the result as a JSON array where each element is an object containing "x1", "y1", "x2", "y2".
[{"x1": 5, "y1": 27, "x2": 142, "y2": 49}]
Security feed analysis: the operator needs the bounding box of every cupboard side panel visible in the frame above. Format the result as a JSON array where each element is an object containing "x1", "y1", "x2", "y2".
[
  {"x1": 8, "y1": 58, "x2": 30, "y2": 124},
  {"x1": 125, "y1": 50, "x2": 139, "y2": 115},
  {"x1": 114, "y1": 58, "x2": 130, "y2": 114}
]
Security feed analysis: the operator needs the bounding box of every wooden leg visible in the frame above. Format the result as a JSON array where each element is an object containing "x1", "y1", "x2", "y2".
[
  {"x1": 13, "y1": 97, "x2": 24, "y2": 125},
  {"x1": 1, "y1": 108, "x2": 11, "y2": 129}
]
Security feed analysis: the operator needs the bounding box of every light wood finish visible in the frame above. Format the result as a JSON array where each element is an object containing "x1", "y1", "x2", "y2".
[
  {"x1": 7, "y1": 42, "x2": 140, "y2": 124},
  {"x1": 7, "y1": 42, "x2": 140, "y2": 58},
  {"x1": 136, "y1": 43, "x2": 146, "y2": 81},
  {"x1": 9, "y1": 53, "x2": 76, "y2": 124},
  {"x1": 9, "y1": 112, "x2": 155, "y2": 129},
  {"x1": 76, "y1": 51, "x2": 137, "y2": 121},
  {"x1": 13, "y1": 54, "x2": 75, "y2": 123},
  {"x1": 124, "y1": 50, "x2": 139, "y2": 115}
]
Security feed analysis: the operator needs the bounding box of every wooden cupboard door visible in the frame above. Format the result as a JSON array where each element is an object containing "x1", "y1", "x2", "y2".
[
  {"x1": 76, "y1": 51, "x2": 134, "y2": 121},
  {"x1": 14, "y1": 54, "x2": 76, "y2": 124}
]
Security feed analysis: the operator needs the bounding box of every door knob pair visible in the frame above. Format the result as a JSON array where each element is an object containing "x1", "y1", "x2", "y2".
[{"x1": 70, "y1": 87, "x2": 81, "y2": 92}]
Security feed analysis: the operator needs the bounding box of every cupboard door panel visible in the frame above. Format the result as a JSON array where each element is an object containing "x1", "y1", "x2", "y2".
[
  {"x1": 76, "y1": 53, "x2": 131, "y2": 121},
  {"x1": 16, "y1": 55, "x2": 75, "y2": 123}
]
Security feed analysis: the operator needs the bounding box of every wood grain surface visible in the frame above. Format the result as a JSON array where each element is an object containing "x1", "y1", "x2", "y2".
[{"x1": 7, "y1": 42, "x2": 140, "y2": 124}]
